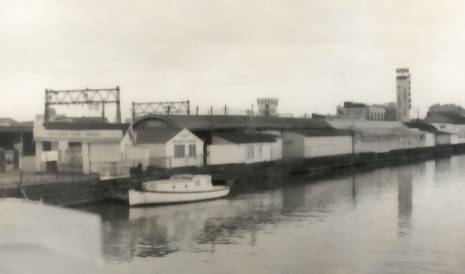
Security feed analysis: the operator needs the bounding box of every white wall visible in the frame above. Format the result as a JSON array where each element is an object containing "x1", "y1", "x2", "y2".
[
  {"x1": 304, "y1": 136, "x2": 352, "y2": 158},
  {"x1": 430, "y1": 123, "x2": 465, "y2": 144},
  {"x1": 208, "y1": 144, "x2": 242, "y2": 165},
  {"x1": 354, "y1": 132, "x2": 425, "y2": 153},
  {"x1": 166, "y1": 129, "x2": 203, "y2": 168},
  {"x1": 424, "y1": 133, "x2": 435, "y2": 147},
  {"x1": 124, "y1": 145, "x2": 150, "y2": 169},
  {"x1": 271, "y1": 139, "x2": 283, "y2": 161},
  {"x1": 282, "y1": 132, "x2": 305, "y2": 158},
  {"x1": 283, "y1": 132, "x2": 352, "y2": 159},
  {"x1": 88, "y1": 143, "x2": 122, "y2": 173},
  {"x1": 208, "y1": 142, "x2": 277, "y2": 165}
]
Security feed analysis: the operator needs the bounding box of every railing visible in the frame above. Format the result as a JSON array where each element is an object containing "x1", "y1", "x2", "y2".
[
  {"x1": 95, "y1": 162, "x2": 131, "y2": 180},
  {"x1": 148, "y1": 154, "x2": 204, "y2": 169}
]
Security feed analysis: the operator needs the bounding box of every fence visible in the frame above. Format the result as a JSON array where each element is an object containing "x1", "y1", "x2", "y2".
[
  {"x1": 95, "y1": 162, "x2": 131, "y2": 180},
  {"x1": 148, "y1": 154, "x2": 204, "y2": 169}
]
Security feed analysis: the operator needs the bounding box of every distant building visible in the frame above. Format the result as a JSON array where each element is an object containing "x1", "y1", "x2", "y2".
[
  {"x1": 339, "y1": 102, "x2": 386, "y2": 121},
  {"x1": 428, "y1": 104, "x2": 465, "y2": 115},
  {"x1": 383, "y1": 102, "x2": 398, "y2": 121},
  {"x1": 0, "y1": 118, "x2": 34, "y2": 172},
  {"x1": 396, "y1": 68, "x2": 411, "y2": 122},
  {"x1": 425, "y1": 111, "x2": 465, "y2": 144},
  {"x1": 257, "y1": 98, "x2": 278, "y2": 116}
]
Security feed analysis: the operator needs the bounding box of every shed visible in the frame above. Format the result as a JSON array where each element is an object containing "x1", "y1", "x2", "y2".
[
  {"x1": 282, "y1": 129, "x2": 353, "y2": 159},
  {"x1": 208, "y1": 131, "x2": 282, "y2": 165},
  {"x1": 404, "y1": 121, "x2": 451, "y2": 146},
  {"x1": 126, "y1": 128, "x2": 204, "y2": 169}
]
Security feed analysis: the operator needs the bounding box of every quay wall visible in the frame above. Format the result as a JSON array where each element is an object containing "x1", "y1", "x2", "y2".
[{"x1": 2, "y1": 143, "x2": 465, "y2": 206}]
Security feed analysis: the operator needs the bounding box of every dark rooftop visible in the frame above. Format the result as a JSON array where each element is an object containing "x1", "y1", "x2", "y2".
[
  {"x1": 44, "y1": 122, "x2": 130, "y2": 132},
  {"x1": 426, "y1": 111, "x2": 465, "y2": 124},
  {"x1": 133, "y1": 114, "x2": 333, "y2": 131},
  {"x1": 343, "y1": 102, "x2": 366, "y2": 108},
  {"x1": 136, "y1": 128, "x2": 182, "y2": 144},
  {"x1": 213, "y1": 131, "x2": 277, "y2": 144},
  {"x1": 290, "y1": 129, "x2": 352, "y2": 137},
  {"x1": 0, "y1": 118, "x2": 33, "y2": 133}
]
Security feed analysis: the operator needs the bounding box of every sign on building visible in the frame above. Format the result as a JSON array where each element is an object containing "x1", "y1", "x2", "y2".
[
  {"x1": 257, "y1": 98, "x2": 279, "y2": 116},
  {"x1": 41, "y1": 151, "x2": 59, "y2": 162}
]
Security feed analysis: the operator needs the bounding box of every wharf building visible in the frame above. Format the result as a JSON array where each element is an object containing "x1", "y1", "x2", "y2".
[
  {"x1": 339, "y1": 102, "x2": 387, "y2": 121},
  {"x1": 122, "y1": 115, "x2": 334, "y2": 169},
  {"x1": 426, "y1": 111, "x2": 465, "y2": 145},
  {"x1": 0, "y1": 118, "x2": 35, "y2": 172},
  {"x1": 33, "y1": 113, "x2": 129, "y2": 177}
]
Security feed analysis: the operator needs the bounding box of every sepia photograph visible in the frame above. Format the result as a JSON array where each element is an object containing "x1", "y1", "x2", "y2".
[{"x1": 1, "y1": 1, "x2": 465, "y2": 273}]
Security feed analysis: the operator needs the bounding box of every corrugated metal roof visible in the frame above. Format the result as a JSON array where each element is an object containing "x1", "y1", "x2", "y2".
[
  {"x1": 290, "y1": 129, "x2": 352, "y2": 137},
  {"x1": 136, "y1": 128, "x2": 182, "y2": 144},
  {"x1": 44, "y1": 122, "x2": 130, "y2": 132},
  {"x1": 213, "y1": 131, "x2": 277, "y2": 144},
  {"x1": 133, "y1": 114, "x2": 333, "y2": 131}
]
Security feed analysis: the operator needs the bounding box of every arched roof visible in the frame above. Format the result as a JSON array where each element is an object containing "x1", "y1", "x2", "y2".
[{"x1": 131, "y1": 114, "x2": 334, "y2": 132}]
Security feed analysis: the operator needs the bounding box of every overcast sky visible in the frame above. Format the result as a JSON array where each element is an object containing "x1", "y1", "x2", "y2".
[{"x1": 1, "y1": 0, "x2": 465, "y2": 121}]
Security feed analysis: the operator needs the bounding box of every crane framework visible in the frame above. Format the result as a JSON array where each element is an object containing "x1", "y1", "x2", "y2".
[
  {"x1": 132, "y1": 100, "x2": 190, "y2": 121},
  {"x1": 44, "y1": 87, "x2": 122, "y2": 123}
]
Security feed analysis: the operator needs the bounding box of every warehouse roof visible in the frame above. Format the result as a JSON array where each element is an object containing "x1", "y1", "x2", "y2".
[
  {"x1": 136, "y1": 128, "x2": 182, "y2": 144},
  {"x1": 213, "y1": 131, "x2": 277, "y2": 144},
  {"x1": 426, "y1": 111, "x2": 465, "y2": 124},
  {"x1": 132, "y1": 114, "x2": 333, "y2": 131},
  {"x1": 44, "y1": 122, "x2": 130, "y2": 132},
  {"x1": 290, "y1": 129, "x2": 352, "y2": 137},
  {"x1": 404, "y1": 121, "x2": 450, "y2": 135}
]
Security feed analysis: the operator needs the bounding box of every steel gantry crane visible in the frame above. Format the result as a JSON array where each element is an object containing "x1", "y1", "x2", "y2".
[
  {"x1": 44, "y1": 87, "x2": 122, "y2": 123},
  {"x1": 131, "y1": 100, "x2": 190, "y2": 121}
]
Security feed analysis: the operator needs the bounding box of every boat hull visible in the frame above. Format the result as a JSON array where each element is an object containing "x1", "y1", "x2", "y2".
[{"x1": 129, "y1": 186, "x2": 230, "y2": 206}]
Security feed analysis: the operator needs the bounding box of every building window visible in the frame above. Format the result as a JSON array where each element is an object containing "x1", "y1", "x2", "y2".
[
  {"x1": 189, "y1": 144, "x2": 196, "y2": 157},
  {"x1": 258, "y1": 144, "x2": 263, "y2": 158},
  {"x1": 247, "y1": 145, "x2": 254, "y2": 159},
  {"x1": 174, "y1": 144, "x2": 185, "y2": 158}
]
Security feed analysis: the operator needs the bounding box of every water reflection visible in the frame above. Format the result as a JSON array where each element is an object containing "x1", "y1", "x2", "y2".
[
  {"x1": 81, "y1": 155, "x2": 465, "y2": 274},
  {"x1": 398, "y1": 166, "x2": 413, "y2": 235}
]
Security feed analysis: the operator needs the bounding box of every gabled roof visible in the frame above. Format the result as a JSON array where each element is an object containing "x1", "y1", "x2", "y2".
[
  {"x1": 133, "y1": 114, "x2": 333, "y2": 131},
  {"x1": 213, "y1": 131, "x2": 277, "y2": 144},
  {"x1": 427, "y1": 111, "x2": 465, "y2": 124},
  {"x1": 136, "y1": 128, "x2": 182, "y2": 144}
]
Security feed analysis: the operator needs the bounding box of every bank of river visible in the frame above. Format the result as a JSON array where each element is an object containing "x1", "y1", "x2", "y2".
[{"x1": 82, "y1": 155, "x2": 465, "y2": 274}]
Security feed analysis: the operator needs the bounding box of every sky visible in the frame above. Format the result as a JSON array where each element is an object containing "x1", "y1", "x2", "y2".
[{"x1": 1, "y1": 0, "x2": 465, "y2": 121}]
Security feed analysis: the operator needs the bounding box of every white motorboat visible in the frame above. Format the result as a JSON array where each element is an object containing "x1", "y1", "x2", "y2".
[{"x1": 128, "y1": 174, "x2": 230, "y2": 206}]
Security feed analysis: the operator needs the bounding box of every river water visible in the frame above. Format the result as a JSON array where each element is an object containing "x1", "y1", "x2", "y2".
[{"x1": 82, "y1": 156, "x2": 465, "y2": 274}]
